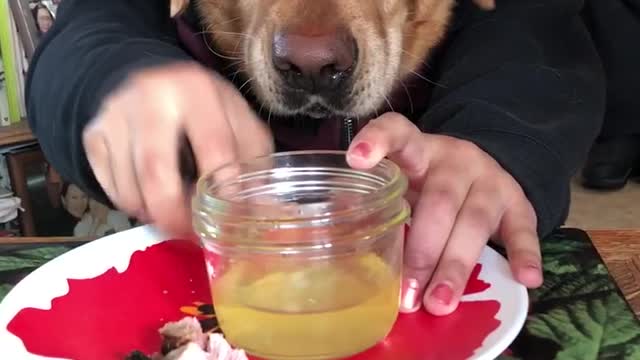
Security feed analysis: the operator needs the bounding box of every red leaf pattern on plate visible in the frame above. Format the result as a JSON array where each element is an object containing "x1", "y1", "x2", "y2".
[
  {"x1": 7, "y1": 240, "x2": 211, "y2": 359},
  {"x1": 8, "y1": 225, "x2": 501, "y2": 360}
]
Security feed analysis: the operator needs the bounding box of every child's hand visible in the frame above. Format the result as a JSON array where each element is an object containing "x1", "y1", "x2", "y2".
[
  {"x1": 346, "y1": 113, "x2": 543, "y2": 316},
  {"x1": 82, "y1": 63, "x2": 274, "y2": 236}
]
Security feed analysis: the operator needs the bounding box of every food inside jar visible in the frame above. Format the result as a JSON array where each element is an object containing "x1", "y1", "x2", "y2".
[{"x1": 211, "y1": 253, "x2": 400, "y2": 359}]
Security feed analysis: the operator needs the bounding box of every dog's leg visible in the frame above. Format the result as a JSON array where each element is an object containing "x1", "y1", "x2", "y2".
[{"x1": 170, "y1": 0, "x2": 190, "y2": 18}]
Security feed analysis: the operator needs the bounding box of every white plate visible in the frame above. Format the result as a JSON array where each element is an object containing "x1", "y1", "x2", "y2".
[{"x1": 0, "y1": 225, "x2": 528, "y2": 360}]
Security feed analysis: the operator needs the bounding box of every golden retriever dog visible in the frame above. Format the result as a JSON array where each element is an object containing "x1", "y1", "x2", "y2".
[{"x1": 169, "y1": 0, "x2": 495, "y2": 120}]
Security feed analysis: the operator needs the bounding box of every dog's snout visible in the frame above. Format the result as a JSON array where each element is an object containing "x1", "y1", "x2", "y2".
[{"x1": 272, "y1": 29, "x2": 357, "y2": 94}]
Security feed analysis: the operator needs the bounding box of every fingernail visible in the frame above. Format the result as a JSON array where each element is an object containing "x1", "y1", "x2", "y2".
[
  {"x1": 400, "y1": 278, "x2": 421, "y2": 313},
  {"x1": 430, "y1": 283, "x2": 454, "y2": 306},
  {"x1": 351, "y1": 142, "x2": 372, "y2": 159}
]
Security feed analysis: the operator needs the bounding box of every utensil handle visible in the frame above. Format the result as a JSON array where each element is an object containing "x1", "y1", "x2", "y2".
[{"x1": 178, "y1": 133, "x2": 198, "y2": 186}]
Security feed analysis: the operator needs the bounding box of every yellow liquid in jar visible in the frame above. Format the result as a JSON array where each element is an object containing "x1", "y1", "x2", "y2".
[{"x1": 212, "y1": 254, "x2": 400, "y2": 360}]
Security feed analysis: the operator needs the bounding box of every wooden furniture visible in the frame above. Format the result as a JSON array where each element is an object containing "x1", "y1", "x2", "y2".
[
  {"x1": 0, "y1": 121, "x2": 64, "y2": 236},
  {"x1": 0, "y1": 121, "x2": 39, "y2": 236},
  {"x1": 589, "y1": 229, "x2": 640, "y2": 319},
  {"x1": 0, "y1": 121, "x2": 35, "y2": 146},
  {"x1": 6, "y1": 146, "x2": 46, "y2": 236},
  {"x1": 0, "y1": 236, "x2": 93, "y2": 245}
]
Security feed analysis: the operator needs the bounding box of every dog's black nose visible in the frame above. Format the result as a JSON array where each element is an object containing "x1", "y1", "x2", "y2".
[{"x1": 272, "y1": 29, "x2": 357, "y2": 94}]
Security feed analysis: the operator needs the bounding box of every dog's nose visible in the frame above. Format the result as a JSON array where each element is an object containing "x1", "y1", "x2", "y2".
[{"x1": 272, "y1": 30, "x2": 357, "y2": 93}]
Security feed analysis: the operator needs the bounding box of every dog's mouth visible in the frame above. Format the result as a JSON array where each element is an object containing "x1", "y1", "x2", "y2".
[
  {"x1": 303, "y1": 102, "x2": 337, "y2": 119},
  {"x1": 278, "y1": 93, "x2": 353, "y2": 119}
]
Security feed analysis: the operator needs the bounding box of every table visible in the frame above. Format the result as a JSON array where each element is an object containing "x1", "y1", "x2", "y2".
[
  {"x1": 590, "y1": 229, "x2": 640, "y2": 318},
  {"x1": 0, "y1": 121, "x2": 35, "y2": 147},
  {"x1": 0, "y1": 228, "x2": 638, "y2": 359}
]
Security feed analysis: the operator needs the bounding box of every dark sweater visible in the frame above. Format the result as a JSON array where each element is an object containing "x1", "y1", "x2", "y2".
[{"x1": 25, "y1": 0, "x2": 605, "y2": 237}]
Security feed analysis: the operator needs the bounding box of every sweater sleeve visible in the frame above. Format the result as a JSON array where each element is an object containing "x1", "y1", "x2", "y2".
[
  {"x1": 26, "y1": 0, "x2": 194, "y2": 203},
  {"x1": 420, "y1": 0, "x2": 605, "y2": 237}
]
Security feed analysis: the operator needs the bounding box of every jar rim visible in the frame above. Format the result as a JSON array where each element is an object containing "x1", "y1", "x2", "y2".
[
  {"x1": 195, "y1": 150, "x2": 406, "y2": 221},
  {"x1": 192, "y1": 151, "x2": 410, "y2": 250}
]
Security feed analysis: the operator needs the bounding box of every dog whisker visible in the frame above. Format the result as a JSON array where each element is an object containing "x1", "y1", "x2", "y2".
[
  {"x1": 399, "y1": 80, "x2": 414, "y2": 114},
  {"x1": 267, "y1": 106, "x2": 274, "y2": 128},
  {"x1": 238, "y1": 77, "x2": 254, "y2": 93},
  {"x1": 201, "y1": 16, "x2": 241, "y2": 28},
  {"x1": 242, "y1": 86, "x2": 253, "y2": 96},
  {"x1": 401, "y1": 48, "x2": 432, "y2": 69},
  {"x1": 201, "y1": 30, "x2": 259, "y2": 42},
  {"x1": 383, "y1": 95, "x2": 395, "y2": 113},
  {"x1": 202, "y1": 37, "x2": 243, "y2": 61},
  {"x1": 230, "y1": 68, "x2": 243, "y2": 83},
  {"x1": 409, "y1": 70, "x2": 446, "y2": 88},
  {"x1": 198, "y1": 26, "x2": 248, "y2": 61},
  {"x1": 223, "y1": 58, "x2": 261, "y2": 70}
]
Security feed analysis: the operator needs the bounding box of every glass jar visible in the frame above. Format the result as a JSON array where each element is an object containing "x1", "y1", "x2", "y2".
[{"x1": 193, "y1": 151, "x2": 409, "y2": 360}]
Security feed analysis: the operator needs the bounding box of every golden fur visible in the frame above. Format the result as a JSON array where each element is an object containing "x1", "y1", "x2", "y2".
[{"x1": 170, "y1": 0, "x2": 495, "y2": 117}]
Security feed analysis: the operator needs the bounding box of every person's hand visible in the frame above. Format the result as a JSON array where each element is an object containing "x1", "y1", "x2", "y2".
[
  {"x1": 346, "y1": 113, "x2": 543, "y2": 316},
  {"x1": 83, "y1": 62, "x2": 274, "y2": 235}
]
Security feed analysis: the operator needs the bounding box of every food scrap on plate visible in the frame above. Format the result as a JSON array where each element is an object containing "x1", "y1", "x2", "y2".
[{"x1": 126, "y1": 317, "x2": 247, "y2": 360}]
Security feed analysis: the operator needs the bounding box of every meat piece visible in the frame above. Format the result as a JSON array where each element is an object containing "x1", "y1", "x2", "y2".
[
  {"x1": 164, "y1": 342, "x2": 210, "y2": 360},
  {"x1": 208, "y1": 333, "x2": 248, "y2": 360},
  {"x1": 125, "y1": 350, "x2": 152, "y2": 360},
  {"x1": 124, "y1": 317, "x2": 247, "y2": 360},
  {"x1": 159, "y1": 317, "x2": 207, "y2": 355}
]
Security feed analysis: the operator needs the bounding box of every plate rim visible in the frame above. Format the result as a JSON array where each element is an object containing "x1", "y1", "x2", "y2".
[{"x1": 0, "y1": 225, "x2": 528, "y2": 360}]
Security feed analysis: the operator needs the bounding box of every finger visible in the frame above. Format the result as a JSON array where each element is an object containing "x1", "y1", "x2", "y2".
[
  {"x1": 400, "y1": 167, "x2": 472, "y2": 313},
  {"x1": 101, "y1": 113, "x2": 145, "y2": 217},
  {"x1": 423, "y1": 181, "x2": 504, "y2": 316},
  {"x1": 499, "y1": 197, "x2": 543, "y2": 288},
  {"x1": 183, "y1": 79, "x2": 240, "y2": 176},
  {"x1": 216, "y1": 80, "x2": 274, "y2": 203},
  {"x1": 346, "y1": 113, "x2": 428, "y2": 177},
  {"x1": 83, "y1": 119, "x2": 117, "y2": 202},
  {"x1": 131, "y1": 104, "x2": 190, "y2": 236},
  {"x1": 220, "y1": 82, "x2": 275, "y2": 160},
  {"x1": 183, "y1": 79, "x2": 273, "y2": 206}
]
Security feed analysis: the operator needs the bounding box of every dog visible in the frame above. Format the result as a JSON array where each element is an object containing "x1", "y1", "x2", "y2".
[{"x1": 169, "y1": 0, "x2": 495, "y2": 122}]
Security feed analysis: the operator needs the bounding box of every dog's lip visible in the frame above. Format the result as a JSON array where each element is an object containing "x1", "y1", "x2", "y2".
[{"x1": 303, "y1": 103, "x2": 335, "y2": 118}]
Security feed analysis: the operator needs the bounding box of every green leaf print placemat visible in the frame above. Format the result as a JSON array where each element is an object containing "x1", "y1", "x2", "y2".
[{"x1": 0, "y1": 229, "x2": 637, "y2": 359}]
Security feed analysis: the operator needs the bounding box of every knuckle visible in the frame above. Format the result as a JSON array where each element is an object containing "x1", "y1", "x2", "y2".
[
  {"x1": 82, "y1": 134, "x2": 107, "y2": 164},
  {"x1": 506, "y1": 229, "x2": 540, "y2": 251},
  {"x1": 463, "y1": 203, "x2": 496, "y2": 233},
  {"x1": 404, "y1": 250, "x2": 438, "y2": 276},
  {"x1": 136, "y1": 149, "x2": 165, "y2": 185},
  {"x1": 112, "y1": 197, "x2": 138, "y2": 215},
  {"x1": 454, "y1": 140, "x2": 482, "y2": 159},
  {"x1": 127, "y1": 71, "x2": 157, "y2": 93},
  {"x1": 82, "y1": 127, "x2": 98, "y2": 148},
  {"x1": 423, "y1": 187, "x2": 461, "y2": 219},
  {"x1": 436, "y1": 258, "x2": 472, "y2": 285},
  {"x1": 112, "y1": 183, "x2": 142, "y2": 213},
  {"x1": 375, "y1": 113, "x2": 417, "y2": 134}
]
